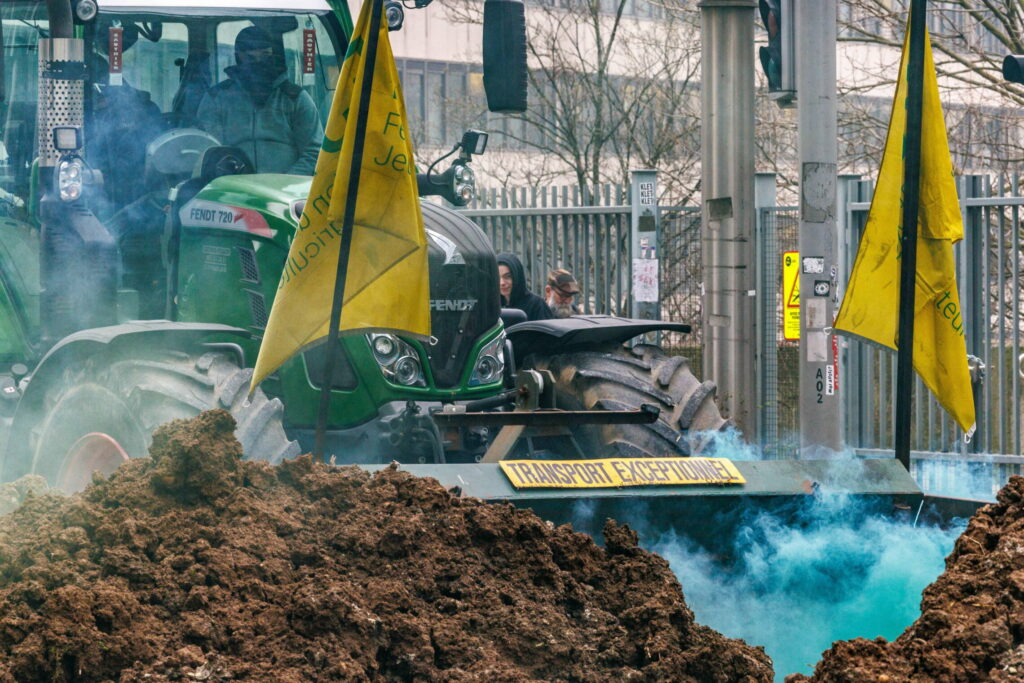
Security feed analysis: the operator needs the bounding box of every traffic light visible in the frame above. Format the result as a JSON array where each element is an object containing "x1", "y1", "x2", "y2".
[
  {"x1": 1003, "y1": 54, "x2": 1024, "y2": 84},
  {"x1": 758, "y1": 0, "x2": 795, "y2": 105},
  {"x1": 758, "y1": 0, "x2": 782, "y2": 89}
]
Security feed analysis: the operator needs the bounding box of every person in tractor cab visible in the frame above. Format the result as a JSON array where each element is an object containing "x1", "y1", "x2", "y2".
[
  {"x1": 497, "y1": 252, "x2": 553, "y2": 322},
  {"x1": 86, "y1": 24, "x2": 167, "y2": 212},
  {"x1": 197, "y1": 26, "x2": 322, "y2": 175}
]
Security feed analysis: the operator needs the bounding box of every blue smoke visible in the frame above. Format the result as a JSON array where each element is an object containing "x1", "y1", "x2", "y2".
[
  {"x1": 915, "y1": 456, "x2": 999, "y2": 501},
  {"x1": 649, "y1": 494, "x2": 964, "y2": 681},
  {"x1": 573, "y1": 431, "x2": 970, "y2": 681}
]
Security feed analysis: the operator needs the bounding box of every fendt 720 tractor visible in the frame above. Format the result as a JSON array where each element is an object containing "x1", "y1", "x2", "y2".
[{"x1": 0, "y1": 0, "x2": 728, "y2": 493}]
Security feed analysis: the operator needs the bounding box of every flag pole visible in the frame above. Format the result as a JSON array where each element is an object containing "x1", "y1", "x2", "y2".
[
  {"x1": 314, "y1": 0, "x2": 385, "y2": 462},
  {"x1": 894, "y1": 0, "x2": 927, "y2": 471}
]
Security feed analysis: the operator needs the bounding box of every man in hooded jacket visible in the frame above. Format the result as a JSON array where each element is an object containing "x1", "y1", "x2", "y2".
[
  {"x1": 197, "y1": 26, "x2": 322, "y2": 175},
  {"x1": 496, "y1": 252, "x2": 553, "y2": 321}
]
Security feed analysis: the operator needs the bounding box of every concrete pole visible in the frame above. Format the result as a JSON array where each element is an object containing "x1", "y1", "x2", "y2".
[
  {"x1": 796, "y1": 0, "x2": 842, "y2": 456},
  {"x1": 699, "y1": 0, "x2": 758, "y2": 440}
]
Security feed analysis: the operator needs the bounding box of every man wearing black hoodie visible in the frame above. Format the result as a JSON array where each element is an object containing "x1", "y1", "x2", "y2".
[{"x1": 496, "y1": 253, "x2": 553, "y2": 321}]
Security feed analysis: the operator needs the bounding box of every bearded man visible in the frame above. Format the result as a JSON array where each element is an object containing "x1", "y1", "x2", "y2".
[{"x1": 544, "y1": 269, "x2": 580, "y2": 319}]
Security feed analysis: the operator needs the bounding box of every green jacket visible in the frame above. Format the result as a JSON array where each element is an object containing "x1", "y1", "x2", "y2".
[{"x1": 197, "y1": 72, "x2": 323, "y2": 175}]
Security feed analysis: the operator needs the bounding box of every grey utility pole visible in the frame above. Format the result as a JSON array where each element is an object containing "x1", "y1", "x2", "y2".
[
  {"x1": 796, "y1": 0, "x2": 843, "y2": 455},
  {"x1": 699, "y1": 0, "x2": 758, "y2": 439}
]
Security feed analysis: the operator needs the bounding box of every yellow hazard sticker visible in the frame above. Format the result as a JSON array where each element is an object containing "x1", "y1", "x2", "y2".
[
  {"x1": 783, "y1": 250, "x2": 800, "y2": 341},
  {"x1": 498, "y1": 457, "x2": 746, "y2": 489}
]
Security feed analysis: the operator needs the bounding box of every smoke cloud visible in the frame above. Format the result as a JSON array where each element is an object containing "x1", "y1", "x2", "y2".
[
  {"x1": 570, "y1": 433, "x2": 971, "y2": 681},
  {"x1": 651, "y1": 491, "x2": 964, "y2": 681}
]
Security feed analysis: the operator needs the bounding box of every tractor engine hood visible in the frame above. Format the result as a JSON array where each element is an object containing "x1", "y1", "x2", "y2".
[
  {"x1": 420, "y1": 201, "x2": 500, "y2": 388},
  {"x1": 183, "y1": 177, "x2": 501, "y2": 388}
]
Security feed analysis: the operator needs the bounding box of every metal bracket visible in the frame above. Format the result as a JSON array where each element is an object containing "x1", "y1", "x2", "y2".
[
  {"x1": 430, "y1": 367, "x2": 660, "y2": 463},
  {"x1": 431, "y1": 405, "x2": 659, "y2": 429}
]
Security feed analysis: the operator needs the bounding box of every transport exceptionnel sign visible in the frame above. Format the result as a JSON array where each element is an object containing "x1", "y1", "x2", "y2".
[{"x1": 498, "y1": 457, "x2": 746, "y2": 489}]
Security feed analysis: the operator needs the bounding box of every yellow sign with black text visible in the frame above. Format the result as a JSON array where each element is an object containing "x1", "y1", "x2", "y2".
[{"x1": 499, "y1": 457, "x2": 746, "y2": 489}]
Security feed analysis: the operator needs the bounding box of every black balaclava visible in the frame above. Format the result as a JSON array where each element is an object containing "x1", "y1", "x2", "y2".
[{"x1": 230, "y1": 26, "x2": 285, "y2": 103}]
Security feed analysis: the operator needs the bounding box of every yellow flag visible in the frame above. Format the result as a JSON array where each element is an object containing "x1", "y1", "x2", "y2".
[
  {"x1": 834, "y1": 24, "x2": 975, "y2": 436},
  {"x1": 251, "y1": 0, "x2": 430, "y2": 390}
]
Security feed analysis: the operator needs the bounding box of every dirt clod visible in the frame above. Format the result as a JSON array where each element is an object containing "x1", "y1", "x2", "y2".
[
  {"x1": 790, "y1": 474, "x2": 1024, "y2": 682},
  {"x1": 0, "y1": 409, "x2": 772, "y2": 682}
]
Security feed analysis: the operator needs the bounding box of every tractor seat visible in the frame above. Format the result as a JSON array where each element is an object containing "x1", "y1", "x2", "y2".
[{"x1": 500, "y1": 307, "x2": 527, "y2": 328}]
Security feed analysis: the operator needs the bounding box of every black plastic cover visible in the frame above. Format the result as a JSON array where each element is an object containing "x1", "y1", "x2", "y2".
[
  {"x1": 482, "y1": 0, "x2": 527, "y2": 113},
  {"x1": 506, "y1": 315, "x2": 692, "y2": 360},
  {"x1": 422, "y1": 201, "x2": 500, "y2": 388}
]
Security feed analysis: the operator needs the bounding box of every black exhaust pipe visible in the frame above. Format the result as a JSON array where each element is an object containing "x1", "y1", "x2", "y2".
[{"x1": 45, "y1": 0, "x2": 73, "y2": 38}]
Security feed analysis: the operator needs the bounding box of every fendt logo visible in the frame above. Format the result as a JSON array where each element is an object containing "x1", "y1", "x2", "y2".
[
  {"x1": 425, "y1": 229, "x2": 465, "y2": 265},
  {"x1": 430, "y1": 299, "x2": 476, "y2": 312}
]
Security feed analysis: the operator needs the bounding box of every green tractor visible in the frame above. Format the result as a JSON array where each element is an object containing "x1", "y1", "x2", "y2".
[{"x1": 0, "y1": 0, "x2": 731, "y2": 493}]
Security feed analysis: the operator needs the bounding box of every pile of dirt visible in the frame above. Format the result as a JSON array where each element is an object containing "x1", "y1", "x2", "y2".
[
  {"x1": 0, "y1": 473, "x2": 47, "y2": 516},
  {"x1": 0, "y1": 409, "x2": 772, "y2": 682},
  {"x1": 787, "y1": 475, "x2": 1024, "y2": 683}
]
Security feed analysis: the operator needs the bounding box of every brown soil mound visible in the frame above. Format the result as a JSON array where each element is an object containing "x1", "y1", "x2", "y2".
[
  {"x1": 0, "y1": 410, "x2": 772, "y2": 682},
  {"x1": 0, "y1": 474, "x2": 47, "y2": 516},
  {"x1": 787, "y1": 474, "x2": 1024, "y2": 683}
]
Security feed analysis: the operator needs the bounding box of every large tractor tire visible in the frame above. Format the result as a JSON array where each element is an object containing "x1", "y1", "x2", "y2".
[
  {"x1": 15, "y1": 349, "x2": 299, "y2": 493},
  {"x1": 528, "y1": 343, "x2": 728, "y2": 458}
]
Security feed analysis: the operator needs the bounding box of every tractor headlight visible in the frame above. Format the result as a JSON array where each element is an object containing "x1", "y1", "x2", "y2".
[
  {"x1": 57, "y1": 157, "x2": 85, "y2": 202},
  {"x1": 367, "y1": 333, "x2": 426, "y2": 387},
  {"x1": 73, "y1": 0, "x2": 99, "y2": 23},
  {"x1": 469, "y1": 331, "x2": 506, "y2": 386},
  {"x1": 372, "y1": 334, "x2": 399, "y2": 364},
  {"x1": 452, "y1": 163, "x2": 476, "y2": 205},
  {"x1": 384, "y1": 0, "x2": 404, "y2": 31},
  {"x1": 394, "y1": 357, "x2": 420, "y2": 385}
]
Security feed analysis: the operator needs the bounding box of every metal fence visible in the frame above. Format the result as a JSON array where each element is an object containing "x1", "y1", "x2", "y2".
[
  {"x1": 462, "y1": 175, "x2": 1024, "y2": 493},
  {"x1": 658, "y1": 206, "x2": 702, "y2": 363},
  {"x1": 462, "y1": 185, "x2": 633, "y2": 317},
  {"x1": 843, "y1": 177, "x2": 1024, "y2": 453},
  {"x1": 842, "y1": 176, "x2": 1024, "y2": 497},
  {"x1": 758, "y1": 208, "x2": 800, "y2": 459}
]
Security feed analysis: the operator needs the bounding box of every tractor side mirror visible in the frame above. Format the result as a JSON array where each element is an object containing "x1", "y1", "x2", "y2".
[{"x1": 482, "y1": 0, "x2": 527, "y2": 113}]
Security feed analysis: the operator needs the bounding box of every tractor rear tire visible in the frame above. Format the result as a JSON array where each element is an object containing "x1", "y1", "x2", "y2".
[
  {"x1": 17, "y1": 349, "x2": 299, "y2": 493},
  {"x1": 528, "y1": 343, "x2": 728, "y2": 458}
]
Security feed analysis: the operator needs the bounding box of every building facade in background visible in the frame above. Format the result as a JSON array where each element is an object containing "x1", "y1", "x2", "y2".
[{"x1": 380, "y1": 0, "x2": 1024, "y2": 201}]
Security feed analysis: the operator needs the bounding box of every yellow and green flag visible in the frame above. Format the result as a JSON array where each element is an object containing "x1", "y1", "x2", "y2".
[
  {"x1": 834, "y1": 25, "x2": 975, "y2": 436},
  {"x1": 251, "y1": 0, "x2": 430, "y2": 390}
]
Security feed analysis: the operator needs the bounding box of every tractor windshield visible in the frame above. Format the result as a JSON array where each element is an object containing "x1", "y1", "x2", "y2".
[
  {"x1": 0, "y1": 2, "x2": 343, "y2": 216},
  {"x1": 0, "y1": 2, "x2": 48, "y2": 211}
]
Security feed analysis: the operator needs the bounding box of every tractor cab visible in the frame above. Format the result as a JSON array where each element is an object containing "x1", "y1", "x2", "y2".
[
  {"x1": 0, "y1": 1, "x2": 348, "y2": 343},
  {"x1": 0, "y1": 1, "x2": 341, "y2": 210}
]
